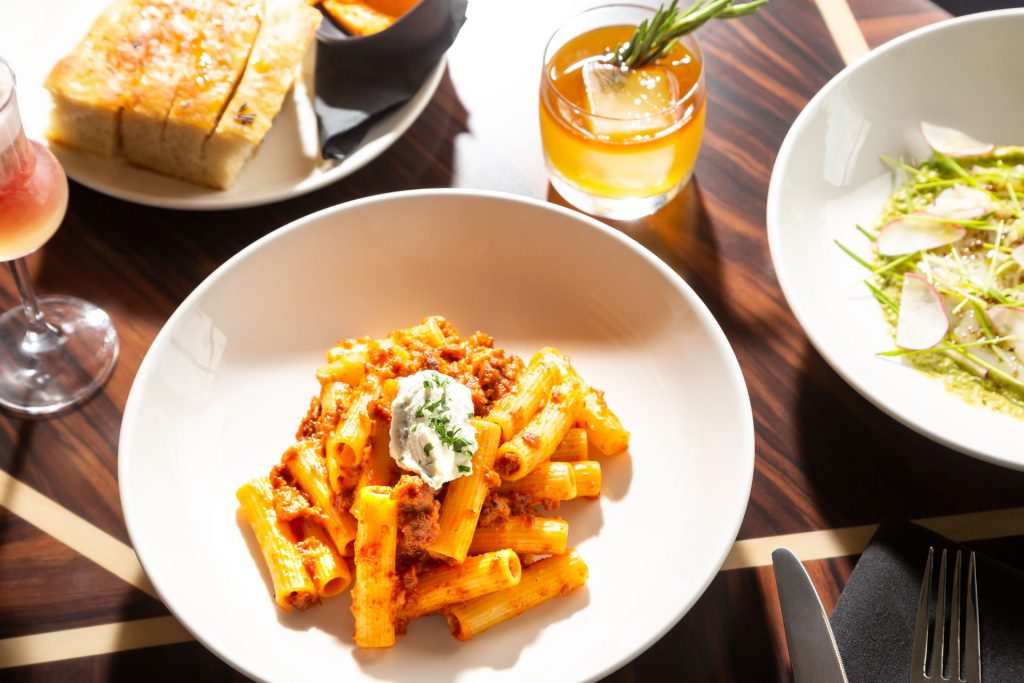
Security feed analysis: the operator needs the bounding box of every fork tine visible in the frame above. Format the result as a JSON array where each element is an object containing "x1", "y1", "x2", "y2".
[
  {"x1": 964, "y1": 552, "x2": 981, "y2": 683},
  {"x1": 949, "y1": 550, "x2": 962, "y2": 681},
  {"x1": 930, "y1": 549, "x2": 948, "y2": 679},
  {"x1": 911, "y1": 547, "x2": 934, "y2": 682}
]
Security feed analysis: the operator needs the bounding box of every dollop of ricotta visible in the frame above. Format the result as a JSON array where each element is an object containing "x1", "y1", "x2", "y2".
[{"x1": 389, "y1": 370, "x2": 477, "y2": 490}]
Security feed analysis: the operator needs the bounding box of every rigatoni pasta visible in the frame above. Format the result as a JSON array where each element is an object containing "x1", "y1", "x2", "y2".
[
  {"x1": 469, "y1": 516, "x2": 570, "y2": 556},
  {"x1": 236, "y1": 317, "x2": 628, "y2": 648},
  {"x1": 351, "y1": 486, "x2": 399, "y2": 648},
  {"x1": 236, "y1": 477, "x2": 318, "y2": 611},
  {"x1": 444, "y1": 550, "x2": 589, "y2": 641},
  {"x1": 399, "y1": 549, "x2": 522, "y2": 620},
  {"x1": 428, "y1": 419, "x2": 502, "y2": 563}
]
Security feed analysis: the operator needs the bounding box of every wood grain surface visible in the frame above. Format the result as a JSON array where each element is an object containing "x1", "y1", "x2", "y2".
[{"x1": 2, "y1": 0, "x2": 1023, "y2": 680}]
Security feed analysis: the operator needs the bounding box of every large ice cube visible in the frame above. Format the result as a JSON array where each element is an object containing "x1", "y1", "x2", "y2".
[{"x1": 582, "y1": 62, "x2": 678, "y2": 137}]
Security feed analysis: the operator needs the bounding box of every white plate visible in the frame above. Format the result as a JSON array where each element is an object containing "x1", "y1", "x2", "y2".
[
  {"x1": 767, "y1": 9, "x2": 1024, "y2": 469},
  {"x1": 0, "y1": 0, "x2": 444, "y2": 210},
  {"x1": 119, "y1": 190, "x2": 754, "y2": 682}
]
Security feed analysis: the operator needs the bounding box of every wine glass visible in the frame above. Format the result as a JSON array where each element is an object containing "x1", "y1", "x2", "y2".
[{"x1": 0, "y1": 57, "x2": 118, "y2": 416}]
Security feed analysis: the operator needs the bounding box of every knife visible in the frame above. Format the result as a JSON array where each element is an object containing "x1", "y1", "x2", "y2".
[{"x1": 772, "y1": 548, "x2": 849, "y2": 683}]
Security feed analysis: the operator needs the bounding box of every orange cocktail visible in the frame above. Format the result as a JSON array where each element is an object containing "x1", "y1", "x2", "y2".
[{"x1": 540, "y1": 5, "x2": 706, "y2": 219}]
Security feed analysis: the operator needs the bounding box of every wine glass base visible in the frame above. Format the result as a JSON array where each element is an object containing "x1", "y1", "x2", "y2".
[
  {"x1": 547, "y1": 167, "x2": 687, "y2": 221},
  {"x1": 0, "y1": 295, "x2": 119, "y2": 417}
]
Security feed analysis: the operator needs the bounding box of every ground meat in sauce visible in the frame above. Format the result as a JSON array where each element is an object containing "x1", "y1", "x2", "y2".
[
  {"x1": 520, "y1": 431, "x2": 540, "y2": 448},
  {"x1": 367, "y1": 396, "x2": 391, "y2": 424},
  {"x1": 295, "y1": 396, "x2": 321, "y2": 440},
  {"x1": 272, "y1": 481, "x2": 312, "y2": 522},
  {"x1": 479, "y1": 490, "x2": 539, "y2": 527},
  {"x1": 392, "y1": 475, "x2": 440, "y2": 561},
  {"x1": 394, "y1": 553, "x2": 449, "y2": 632},
  {"x1": 317, "y1": 384, "x2": 348, "y2": 434},
  {"x1": 283, "y1": 590, "x2": 318, "y2": 612},
  {"x1": 493, "y1": 452, "x2": 522, "y2": 478}
]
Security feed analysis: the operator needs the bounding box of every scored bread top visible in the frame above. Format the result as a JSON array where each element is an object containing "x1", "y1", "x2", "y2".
[
  {"x1": 167, "y1": 0, "x2": 263, "y2": 132},
  {"x1": 44, "y1": 0, "x2": 143, "y2": 109},
  {"x1": 158, "y1": 0, "x2": 264, "y2": 180},
  {"x1": 121, "y1": 0, "x2": 213, "y2": 118},
  {"x1": 213, "y1": 0, "x2": 322, "y2": 146}
]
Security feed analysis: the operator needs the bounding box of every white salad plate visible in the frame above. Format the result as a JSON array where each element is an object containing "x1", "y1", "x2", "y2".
[
  {"x1": 768, "y1": 9, "x2": 1024, "y2": 470},
  {"x1": 119, "y1": 190, "x2": 754, "y2": 682},
  {"x1": 0, "y1": 0, "x2": 444, "y2": 210}
]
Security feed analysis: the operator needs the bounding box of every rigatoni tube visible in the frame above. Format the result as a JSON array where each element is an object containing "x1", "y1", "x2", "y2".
[
  {"x1": 428, "y1": 419, "x2": 502, "y2": 563},
  {"x1": 400, "y1": 549, "x2": 521, "y2": 620},
  {"x1": 494, "y1": 380, "x2": 583, "y2": 481},
  {"x1": 444, "y1": 550, "x2": 588, "y2": 640},
  {"x1": 570, "y1": 461, "x2": 602, "y2": 498},
  {"x1": 498, "y1": 461, "x2": 577, "y2": 501},
  {"x1": 236, "y1": 477, "x2": 317, "y2": 611},
  {"x1": 351, "y1": 485, "x2": 398, "y2": 648},
  {"x1": 484, "y1": 349, "x2": 560, "y2": 441},
  {"x1": 283, "y1": 440, "x2": 357, "y2": 556},
  {"x1": 579, "y1": 386, "x2": 629, "y2": 455},
  {"x1": 469, "y1": 516, "x2": 569, "y2": 556}
]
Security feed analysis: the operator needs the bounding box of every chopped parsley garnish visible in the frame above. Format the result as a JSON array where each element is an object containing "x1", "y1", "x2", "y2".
[
  {"x1": 415, "y1": 374, "x2": 475, "y2": 462},
  {"x1": 457, "y1": 465, "x2": 471, "y2": 473}
]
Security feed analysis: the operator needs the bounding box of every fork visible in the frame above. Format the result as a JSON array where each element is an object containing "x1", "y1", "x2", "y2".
[{"x1": 911, "y1": 548, "x2": 981, "y2": 683}]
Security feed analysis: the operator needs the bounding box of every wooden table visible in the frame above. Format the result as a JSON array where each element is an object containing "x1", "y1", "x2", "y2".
[{"x1": 2, "y1": 0, "x2": 1023, "y2": 680}]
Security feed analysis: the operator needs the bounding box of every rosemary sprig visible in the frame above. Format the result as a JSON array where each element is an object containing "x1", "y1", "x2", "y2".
[{"x1": 614, "y1": 0, "x2": 769, "y2": 69}]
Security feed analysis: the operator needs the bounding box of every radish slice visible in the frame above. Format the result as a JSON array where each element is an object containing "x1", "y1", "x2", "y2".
[
  {"x1": 1011, "y1": 243, "x2": 1024, "y2": 268},
  {"x1": 920, "y1": 122, "x2": 995, "y2": 157},
  {"x1": 876, "y1": 213, "x2": 966, "y2": 256},
  {"x1": 987, "y1": 306, "x2": 1024, "y2": 363},
  {"x1": 896, "y1": 274, "x2": 949, "y2": 350},
  {"x1": 925, "y1": 184, "x2": 1001, "y2": 221}
]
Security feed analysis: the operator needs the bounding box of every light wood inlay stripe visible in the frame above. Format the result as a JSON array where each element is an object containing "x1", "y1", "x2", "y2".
[
  {"x1": 722, "y1": 507, "x2": 1024, "y2": 570},
  {"x1": 812, "y1": 0, "x2": 870, "y2": 65},
  {"x1": 0, "y1": 470, "x2": 157, "y2": 598},
  {"x1": 0, "y1": 617, "x2": 191, "y2": 669}
]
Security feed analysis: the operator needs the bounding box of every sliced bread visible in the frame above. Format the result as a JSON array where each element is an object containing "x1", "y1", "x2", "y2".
[
  {"x1": 44, "y1": 0, "x2": 143, "y2": 156},
  {"x1": 202, "y1": 0, "x2": 321, "y2": 190},
  {"x1": 121, "y1": 0, "x2": 214, "y2": 170},
  {"x1": 155, "y1": 0, "x2": 264, "y2": 183}
]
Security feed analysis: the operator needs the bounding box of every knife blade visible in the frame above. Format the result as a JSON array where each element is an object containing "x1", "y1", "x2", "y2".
[{"x1": 772, "y1": 547, "x2": 849, "y2": 683}]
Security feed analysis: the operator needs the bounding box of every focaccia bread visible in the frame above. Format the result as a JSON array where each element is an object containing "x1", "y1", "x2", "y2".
[
  {"x1": 44, "y1": 0, "x2": 321, "y2": 189},
  {"x1": 120, "y1": 0, "x2": 213, "y2": 171},
  {"x1": 204, "y1": 0, "x2": 321, "y2": 189},
  {"x1": 44, "y1": 0, "x2": 144, "y2": 156},
  {"x1": 154, "y1": 0, "x2": 264, "y2": 183}
]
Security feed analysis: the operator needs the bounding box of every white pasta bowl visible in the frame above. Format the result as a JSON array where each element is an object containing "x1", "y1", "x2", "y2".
[
  {"x1": 767, "y1": 9, "x2": 1024, "y2": 469},
  {"x1": 119, "y1": 189, "x2": 754, "y2": 682}
]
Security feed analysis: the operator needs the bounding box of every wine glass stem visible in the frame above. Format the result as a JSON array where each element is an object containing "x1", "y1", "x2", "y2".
[
  {"x1": 9, "y1": 258, "x2": 47, "y2": 333},
  {"x1": 7, "y1": 257, "x2": 63, "y2": 357}
]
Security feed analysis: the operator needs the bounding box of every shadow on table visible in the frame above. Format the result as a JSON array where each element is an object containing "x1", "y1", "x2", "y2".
[
  {"x1": 545, "y1": 177, "x2": 734, "y2": 320},
  {"x1": 792, "y1": 341, "x2": 1024, "y2": 529},
  {"x1": 0, "y1": 419, "x2": 35, "y2": 478},
  {"x1": 102, "y1": 641, "x2": 250, "y2": 682},
  {"x1": 545, "y1": 176, "x2": 713, "y2": 279},
  {"x1": 599, "y1": 569, "x2": 783, "y2": 682}
]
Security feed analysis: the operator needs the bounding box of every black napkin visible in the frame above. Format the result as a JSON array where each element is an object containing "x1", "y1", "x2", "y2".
[
  {"x1": 830, "y1": 519, "x2": 1024, "y2": 683},
  {"x1": 313, "y1": 0, "x2": 467, "y2": 160}
]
